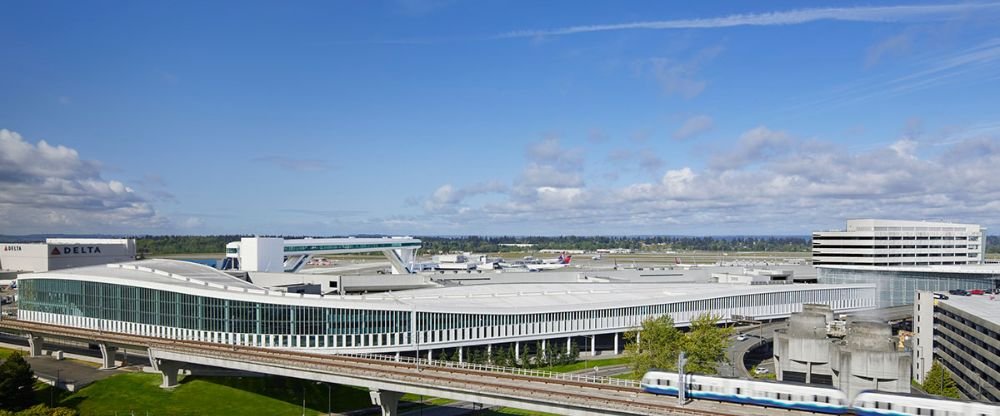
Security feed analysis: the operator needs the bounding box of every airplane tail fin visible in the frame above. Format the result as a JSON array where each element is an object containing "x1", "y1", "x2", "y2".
[{"x1": 563, "y1": 255, "x2": 572, "y2": 264}]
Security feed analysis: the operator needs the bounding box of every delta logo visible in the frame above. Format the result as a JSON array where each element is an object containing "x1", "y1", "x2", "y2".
[
  {"x1": 50, "y1": 246, "x2": 102, "y2": 256},
  {"x1": 3, "y1": 245, "x2": 21, "y2": 252}
]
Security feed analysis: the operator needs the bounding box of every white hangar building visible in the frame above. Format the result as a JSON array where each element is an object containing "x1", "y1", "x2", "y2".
[{"x1": 0, "y1": 238, "x2": 136, "y2": 273}]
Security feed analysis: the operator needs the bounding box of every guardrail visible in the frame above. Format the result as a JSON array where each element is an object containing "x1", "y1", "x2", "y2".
[{"x1": 346, "y1": 352, "x2": 640, "y2": 388}]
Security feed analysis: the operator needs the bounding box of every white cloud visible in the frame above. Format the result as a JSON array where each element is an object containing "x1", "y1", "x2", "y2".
[
  {"x1": 497, "y1": 3, "x2": 1000, "y2": 38},
  {"x1": 0, "y1": 129, "x2": 164, "y2": 233},
  {"x1": 419, "y1": 123, "x2": 1000, "y2": 234},
  {"x1": 644, "y1": 46, "x2": 723, "y2": 99},
  {"x1": 673, "y1": 115, "x2": 714, "y2": 140},
  {"x1": 866, "y1": 32, "x2": 913, "y2": 67},
  {"x1": 710, "y1": 126, "x2": 792, "y2": 169}
]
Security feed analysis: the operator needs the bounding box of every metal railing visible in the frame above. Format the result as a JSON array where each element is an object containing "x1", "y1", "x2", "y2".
[{"x1": 346, "y1": 352, "x2": 640, "y2": 388}]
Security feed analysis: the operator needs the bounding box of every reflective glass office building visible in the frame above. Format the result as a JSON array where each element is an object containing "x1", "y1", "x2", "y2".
[
  {"x1": 16, "y1": 260, "x2": 879, "y2": 354},
  {"x1": 818, "y1": 265, "x2": 1000, "y2": 308}
]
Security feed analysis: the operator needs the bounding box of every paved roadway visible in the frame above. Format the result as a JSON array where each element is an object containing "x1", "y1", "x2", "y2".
[
  {"x1": 0, "y1": 341, "x2": 119, "y2": 391},
  {"x1": 726, "y1": 321, "x2": 787, "y2": 379}
]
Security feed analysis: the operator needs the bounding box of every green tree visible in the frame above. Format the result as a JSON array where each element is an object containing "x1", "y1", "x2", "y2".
[
  {"x1": 624, "y1": 315, "x2": 684, "y2": 377},
  {"x1": 0, "y1": 352, "x2": 35, "y2": 411},
  {"x1": 922, "y1": 360, "x2": 960, "y2": 398},
  {"x1": 681, "y1": 313, "x2": 734, "y2": 375},
  {"x1": 518, "y1": 346, "x2": 530, "y2": 369}
]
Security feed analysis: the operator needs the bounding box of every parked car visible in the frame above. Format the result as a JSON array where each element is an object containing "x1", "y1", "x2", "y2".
[
  {"x1": 970, "y1": 289, "x2": 985, "y2": 295},
  {"x1": 948, "y1": 289, "x2": 970, "y2": 296},
  {"x1": 933, "y1": 293, "x2": 949, "y2": 300},
  {"x1": 754, "y1": 367, "x2": 770, "y2": 375},
  {"x1": 736, "y1": 335, "x2": 748, "y2": 342}
]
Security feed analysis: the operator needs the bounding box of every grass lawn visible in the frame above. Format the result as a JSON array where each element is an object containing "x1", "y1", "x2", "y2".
[
  {"x1": 0, "y1": 346, "x2": 25, "y2": 357},
  {"x1": 57, "y1": 373, "x2": 394, "y2": 416},
  {"x1": 535, "y1": 357, "x2": 631, "y2": 373}
]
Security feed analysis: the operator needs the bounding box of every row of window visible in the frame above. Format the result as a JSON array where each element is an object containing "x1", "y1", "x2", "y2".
[
  {"x1": 814, "y1": 261, "x2": 973, "y2": 266},
  {"x1": 812, "y1": 245, "x2": 970, "y2": 249},
  {"x1": 934, "y1": 334, "x2": 999, "y2": 403},
  {"x1": 811, "y1": 236, "x2": 972, "y2": 241},
  {"x1": 814, "y1": 253, "x2": 970, "y2": 258},
  {"x1": 284, "y1": 242, "x2": 421, "y2": 252},
  {"x1": 18, "y1": 279, "x2": 873, "y2": 343}
]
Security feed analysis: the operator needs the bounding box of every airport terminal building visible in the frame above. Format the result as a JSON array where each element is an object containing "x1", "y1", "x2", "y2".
[
  {"x1": 0, "y1": 238, "x2": 136, "y2": 273},
  {"x1": 14, "y1": 259, "x2": 879, "y2": 354}
]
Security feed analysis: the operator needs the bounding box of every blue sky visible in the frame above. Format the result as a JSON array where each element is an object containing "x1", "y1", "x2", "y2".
[{"x1": 2, "y1": 1, "x2": 1000, "y2": 236}]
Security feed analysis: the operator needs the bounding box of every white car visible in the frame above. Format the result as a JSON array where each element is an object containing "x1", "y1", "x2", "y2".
[
  {"x1": 754, "y1": 367, "x2": 770, "y2": 375},
  {"x1": 736, "y1": 335, "x2": 748, "y2": 342}
]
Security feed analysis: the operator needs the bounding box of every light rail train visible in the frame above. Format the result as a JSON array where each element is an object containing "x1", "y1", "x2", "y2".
[{"x1": 642, "y1": 370, "x2": 1000, "y2": 415}]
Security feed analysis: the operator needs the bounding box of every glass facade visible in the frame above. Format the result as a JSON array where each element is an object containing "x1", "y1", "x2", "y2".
[
  {"x1": 18, "y1": 279, "x2": 409, "y2": 336},
  {"x1": 817, "y1": 267, "x2": 1000, "y2": 307},
  {"x1": 17, "y1": 277, "x2": 876, "y2": 351},
  {"x1": 284, "y1": 242, "x2": 420, "y2": 253}
]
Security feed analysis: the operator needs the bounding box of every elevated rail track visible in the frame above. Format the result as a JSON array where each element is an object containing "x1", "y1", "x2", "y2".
[{"x1": 0, "y1": 318, "x2": 810, "y2": 416}]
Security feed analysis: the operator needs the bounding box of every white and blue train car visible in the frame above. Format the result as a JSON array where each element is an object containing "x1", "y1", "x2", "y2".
[
  {"x1": 853, "y1": 391, "x2": 1000, "y2": 416},
  {"x1": 641, "y1": 370, "x2": 850, "y2": 414}
]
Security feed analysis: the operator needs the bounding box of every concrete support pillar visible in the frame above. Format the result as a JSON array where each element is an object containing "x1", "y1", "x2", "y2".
[
  {"x1": 458, "y1": 346, "x2": 463, "y2": 363},
  {"x1": 566, "y1": 337, "x2": 571, "y2": 353},
  {"x1": 614, "y1": 333, "x2": 620, "y2": 355},
  {"x1": 637, "y1": 331, "x2": 641, "y2": 353},
  {"x1": 158, "y1": 360, "x2": 182, "y2": 389},
  {"x1": 394, "y1": 352, "x2": 400, "y2": 362},
  {"x1": 427, "y1": 349, "x2": 432, "y2": 363},
  {"x1": 369, "y1": 389, "x2": 404, "y2": 416},
  {"x1": 26, "y1": 334, "x2": 43, "y2": 357},
  {"x1": 98, "y1": 343, "x2": 118, "y2": 370},
  {"x1": 590, "y1": 335, "x2": 596, "y2": 357},
  {"x1": 515, "y1": 341, "x2": 520, "y2": 363},
  {"x1": 541, "y1": 339, "x2": 546, "y2": 355},
  {"x1": 487, "y1": 344, "x2": 492, "y2": 363}
]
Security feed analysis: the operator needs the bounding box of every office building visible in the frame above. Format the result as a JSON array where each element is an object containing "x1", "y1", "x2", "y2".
[{"x1": 813, "y1": 219, "x2": 985, "y2": 267}]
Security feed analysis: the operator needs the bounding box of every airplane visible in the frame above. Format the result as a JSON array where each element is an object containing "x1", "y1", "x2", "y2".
[
  {"x1": 672, "y1": 257, "x2": 701, "y2": 270},
  {"x1": 527, "y1": 254, "x2": 572, "y2": 271},
  {"x1": 541, "y1": 253, "x2": 572, "y2": 264}
]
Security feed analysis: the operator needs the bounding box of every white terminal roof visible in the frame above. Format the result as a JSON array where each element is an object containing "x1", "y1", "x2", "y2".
[
  {"x1": 938, "y1": 294, "x2": 1000, "y2": 326},
  {"x1": 22, "y1": 260, "x2": 873, "y2": 314},
  {"x1": 817, "y1": 264, "x2": 1000, "y2": 275},
  {"x1": 25, "y1": 259, "x2": 262, "y2": 291}
]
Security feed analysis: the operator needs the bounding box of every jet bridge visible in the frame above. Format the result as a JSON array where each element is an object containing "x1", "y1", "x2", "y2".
[{"x1": 225, "y1": 237, "x2": 421, "y2": 274}]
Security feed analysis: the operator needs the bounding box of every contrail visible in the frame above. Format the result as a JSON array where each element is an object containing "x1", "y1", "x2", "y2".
[{"x1": 496, "y1": 3, "x2": 1000, "y2": 39}]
